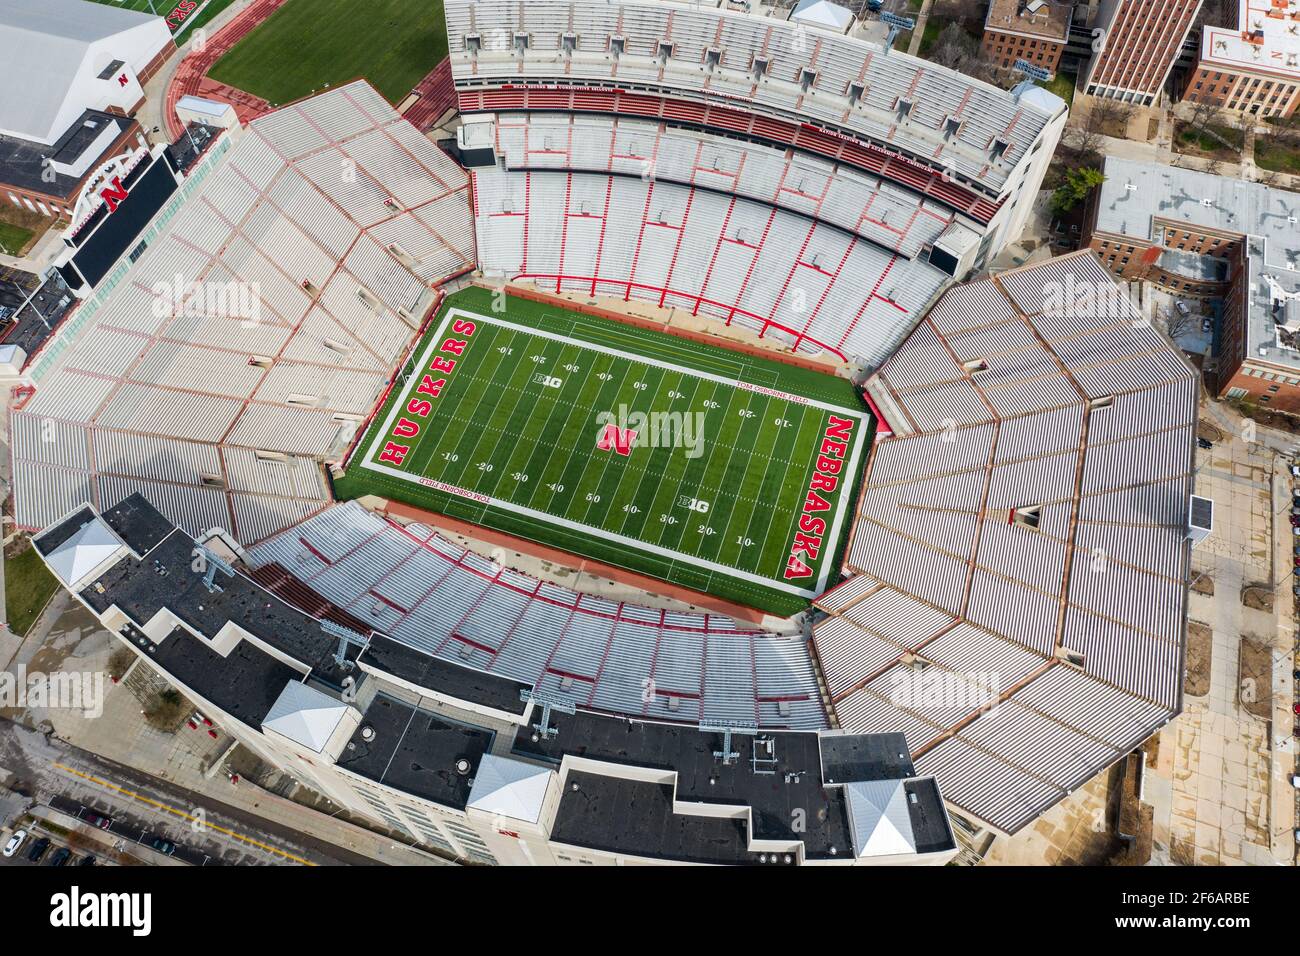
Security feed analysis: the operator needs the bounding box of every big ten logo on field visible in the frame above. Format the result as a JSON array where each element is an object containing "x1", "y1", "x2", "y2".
[
  {"x1": 379, "y1": 318, "x2": 478, "y2": 467},
  {"x1": 594, "y1": 405, "x2": 706, "y2": 458}
]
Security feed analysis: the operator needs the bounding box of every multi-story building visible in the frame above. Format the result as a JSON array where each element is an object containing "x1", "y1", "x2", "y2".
[
  {"x1": 1084, "y1": 0, "x2": 1204, "y2": 104},
  {"x1": 0, "y1": 0, "x2": 175, "y2": 220},
  {"x1": 1085, "y1": 156, "x2": 1300, "y2": 410},
  {"x1": 33, "y1": 494, "x2": 959, "y2": 866},
  {"x1": 982, "y1": 0, "x2": 1073, "y2": 74},
  {"x1": 1183, "y1": 0, "x2": 1300, "y2": 118}
]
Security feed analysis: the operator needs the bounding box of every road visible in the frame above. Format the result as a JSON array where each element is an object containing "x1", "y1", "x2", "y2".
[{"x1": 0, "y1": 720, "x2": 375, "y2": 866}]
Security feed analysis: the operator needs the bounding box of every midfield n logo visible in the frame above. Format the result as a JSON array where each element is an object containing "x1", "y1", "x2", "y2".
[{"x1": 596, "y1": 423, "x2": 637, "y2": 457}]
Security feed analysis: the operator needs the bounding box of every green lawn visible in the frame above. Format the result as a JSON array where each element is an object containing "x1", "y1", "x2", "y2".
[
  {"x1": 1256, "y1": 138, "x2": 1300, "y2": 175},
  {"x1": 336, "y1": 288, "x2": 871, "y2": 615},
  {"x1": 1036, "y1": 72, "x2": 1076, "y2": 109},
  {"x1": 208, "y1": 0, "x2": 448, "y2": 106},
  {"x1": 5, "y1": 545, "x2": 60, "y2": 637},
  {"x1": 0, "y1": 221, "x2": 33, "y2": 256}
]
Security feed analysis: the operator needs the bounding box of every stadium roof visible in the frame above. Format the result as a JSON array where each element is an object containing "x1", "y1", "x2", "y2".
[
  {"x1": 13, "y1": 81, "x2": 474, "y2": 544},
  {"x1": 0, "y1": 0, "x2": 165, "y2": 143},
  {"x1": 818, "y1": 251, "x2": 1197, "y2": 834},
  {"x1": 1093, "y1": 156, "x2": 1300, "y2": 371}
]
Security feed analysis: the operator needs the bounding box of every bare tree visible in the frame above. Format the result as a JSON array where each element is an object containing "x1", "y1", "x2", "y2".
[
  {"x1": 924, "y1": 22, "x2": 998, "y2": 84},
  {"x1": 1158, "y1": 306, "x2": 1196, "y2": 341}
]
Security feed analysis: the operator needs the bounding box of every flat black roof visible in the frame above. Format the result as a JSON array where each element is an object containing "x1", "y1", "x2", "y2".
[
  {"x1": 513, "y1": 709, "x2": 857, "y2": 859},
  {"x1": 336, "y1": 693, "x2": 494, "y2": 810},
  {"x1": 62, "y1": 494, "x2": 547, "y2": 717},
  {"x1": 903, "y1": 778, "x2": 956, "y2": 855},
  {"x1": 0, "y1": 110, "x2": 126, "y2": 197},
  {"x1": 818, "y1": 731, "x2": 915, "y2": 784},
  {"x1": 552, "y1": 771, "x2": 769, "y2": 865},
  {"x1": 102, "y1": 493, "x2": 177, "y2": 555},
  {"x1": 0, "y1": 269, "x2": 76, "y2": 360},
  {"x1": 130, "y1": 623, "x2": 300, "y2": 727}
]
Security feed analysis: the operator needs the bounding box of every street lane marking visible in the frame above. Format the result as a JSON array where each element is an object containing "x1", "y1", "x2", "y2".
[{"x1": 53, "y1": 762, "x2": 315, "y2": 866}]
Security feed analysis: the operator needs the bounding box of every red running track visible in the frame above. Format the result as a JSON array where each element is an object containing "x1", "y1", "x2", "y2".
[{"x1": 163, "y1": 0, "x2": 288, "y2": 140}]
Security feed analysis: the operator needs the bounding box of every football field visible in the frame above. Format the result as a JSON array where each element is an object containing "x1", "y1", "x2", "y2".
[
  {"x1": 89, "y1": 0, "x2": 237, "y2": 40},
  {"x1": 206, "y1": 0, "x2": 447, "y2": 106},
  {"x1": 337, "y1": 289, "x2": 871, "y2": 615}
]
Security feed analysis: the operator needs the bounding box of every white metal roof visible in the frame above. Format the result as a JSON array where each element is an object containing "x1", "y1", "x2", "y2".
[
  {"x1": 790, "y1": 0, "x2": 855, "y2": 33},
  {"x1": 466, "y1": 754, "x2": 553, "y2": 823},
  {"x1": 0, "y1": 0, "x2": 168, "y2": 143},
  {"x1": 262, "y1": 680, "x2": 349, "y2": 753},
  {"x1": 845, "y1": 779, "x2": 916, "y2": 857},
  {"x1": 43, "y1": 514, "x2": 125, "y2": 588}
]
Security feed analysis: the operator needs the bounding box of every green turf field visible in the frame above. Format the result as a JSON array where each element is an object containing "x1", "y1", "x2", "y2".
[
  {"x1": 336, "y1": 288, "x2": 872, "y2": 616},
  {"x1": 88, "y1": 0, "x2": 237, "y2": 42},
  {"x1": 207, "y1": 0, "x2": 447, "y2": 106}
]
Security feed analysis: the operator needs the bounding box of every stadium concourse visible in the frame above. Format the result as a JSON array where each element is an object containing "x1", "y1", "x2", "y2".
[{"x1": 8, "y1": 0, "x2": 1195, "y2": 856}]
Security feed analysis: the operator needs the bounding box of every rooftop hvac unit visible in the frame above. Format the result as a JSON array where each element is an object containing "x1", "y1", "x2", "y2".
[{"x1": 1188, "y1": 495, "x2": 1214, "y2": 547}]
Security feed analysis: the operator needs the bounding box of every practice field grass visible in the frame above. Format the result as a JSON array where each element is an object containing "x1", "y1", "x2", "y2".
[
  {"x1": 207, "y1": 0, "x2": 447, "y2": 106},
  {"x1": 88, "y1": 0, "x2": 237, "y2": 41},
  {"x1": 337, "y1": 289, "x2": 872, "y2": 616}
]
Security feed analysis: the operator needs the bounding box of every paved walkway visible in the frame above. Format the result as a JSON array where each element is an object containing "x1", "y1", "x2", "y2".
[
  {"x1": 904, "y1": 0, "x2": 932, "y2": 56},
  {"x1": 1152, "y1": 401, "x2": 1296, "y2": 865}
]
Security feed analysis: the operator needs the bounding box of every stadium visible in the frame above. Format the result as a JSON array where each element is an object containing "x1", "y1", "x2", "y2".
[{"x1": 12, "y1": 0, "x2": 1198, "y2": 865}]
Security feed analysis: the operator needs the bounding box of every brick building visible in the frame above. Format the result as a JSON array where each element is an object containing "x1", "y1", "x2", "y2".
[
  {"x1": 1085, "y1": 156, "x2": 1300, "y2": 411},
  {"x1": 982, "y1": 0, "x2": 1073, "y2": 73},
  {"x1": 1183, "y1": 0, "x2": 1300, "y2": 118},
  {"x1": 1084, "y1": 0, "x2": 1204, "y2": 104},
  {"x1": 0, "y1": 0, "x2": 174, "y2": 221}
]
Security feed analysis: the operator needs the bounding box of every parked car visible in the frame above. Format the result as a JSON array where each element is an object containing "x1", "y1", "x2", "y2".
[
  {"x1": 1176, "y1": 301, "x2": 1192, "y2": 317},
  {"x1": 81, "y1": 811, "x2": 111, "y2": 830},
  {"x1": 149, "y1": 837, "x2": 176, "y2": 856},
  {"x1": 47, "y1": 847, "x2": 71, "y2": 867},
  {"x1": 77, "y1": 855, "x2": 96, "y2": 867},
  {"x1": 3, "y1": 830, "x2": 26, "y2": 858},
  {"x1": 1197, "y1": 437, "x2": 1213, "y2": 449},
  {"x1": 26, "y1": 837, "x2": 49, "y2": 863}
]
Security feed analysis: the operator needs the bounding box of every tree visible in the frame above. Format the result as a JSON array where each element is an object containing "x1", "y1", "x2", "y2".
[
  {"x1": 924, "y1": 22, "x2": 998, "y2": 84},
  {"x1": 1051, "y1": 166, "x2": 1104, "y2": 214}
]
